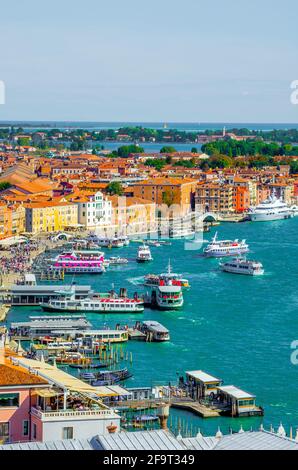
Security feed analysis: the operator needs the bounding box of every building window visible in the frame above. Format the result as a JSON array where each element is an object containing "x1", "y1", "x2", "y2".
[
  {"x1": 0, "y1": 423, "x2": 9, "y2": 442},
  {"x1": 0, "y1": 393, "x2": 19, "y2": 408},
  {"x1": 23, "y1": 420, "x2": 29, "y2": 436},
  {"x1": 62, "y1": 427, "x2": 74, "y2": 439}
]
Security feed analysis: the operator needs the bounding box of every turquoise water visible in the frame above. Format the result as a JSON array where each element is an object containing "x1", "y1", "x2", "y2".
[{"x1": 5, "y1": 218, "x2": 298, "y2": 435}]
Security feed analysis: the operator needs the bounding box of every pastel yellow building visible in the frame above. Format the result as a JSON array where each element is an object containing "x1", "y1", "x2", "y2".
[{"x1": 24, "y1": 199, "x2": 78, "y2": 234}]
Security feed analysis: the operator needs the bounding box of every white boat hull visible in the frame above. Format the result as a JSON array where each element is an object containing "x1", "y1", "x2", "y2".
[
  {"x1": 220, "y1": 266, "x2": 264, "y2": 276},
  {"x1": 249, "y1": 212, "x2": 294, "y2": 222},
  {"x1": 204, "y1": 248, "x2": 249, "y2": 258},
  {"x1": 40, "y1": 304, "x2": 144, "y2": 313},
  {"x1": 54, "y1": 266, "x2": 105, "y2": 274}
]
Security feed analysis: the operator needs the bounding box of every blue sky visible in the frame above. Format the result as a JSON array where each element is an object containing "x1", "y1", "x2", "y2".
[{"x1": 0, "y1": 0, "x2": 297, "y2": 122}]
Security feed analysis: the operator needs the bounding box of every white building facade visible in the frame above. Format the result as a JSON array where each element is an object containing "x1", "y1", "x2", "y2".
[{"x1": 77, "y1": 191, "x2": 112, "y2": 230}]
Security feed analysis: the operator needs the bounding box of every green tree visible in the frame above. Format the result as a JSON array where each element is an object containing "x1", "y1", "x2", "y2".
[
  {"x1": 106, "y1": 182, "x2": 124, "y2": 196},
  {"x1": 160, "y1": 146, "x2": 177, "y2": 154},
  {"x1": 116, "y1": 145, "x2": 144, "y2": 157},
  {"x1": 162, "y1": 190, "x2": 175, "y2": 207},
  {"x1": 0, "y1": 181, "x2": 11, "y2": 191},
  {"x1": 191, "y1": 147, "x2": 198, "y2": 153}
]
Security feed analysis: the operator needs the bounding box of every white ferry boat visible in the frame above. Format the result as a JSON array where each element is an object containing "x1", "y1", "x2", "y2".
[
  {"x1": 40, "y1": 289, "x2": 144, "y2": 313},
  {"x1": 248, "y1": 196, "x2": 295, "y2": 222},
  {"x1": 203, "y1": 232, "x2": 249, "y2": 258},
  {"x1": 219, "y1": 258, "x2": 264, "y2": 276},
  {"x1": 136, "y1": 244, "x2": 153, "y2": 263},
  {"x1": 50, "y1": 250, "x2": 105, "y2": 274},
  {"x1": 145, "y1": 282, "x2": 184, "y2": 310},
  {"x1": 144, "y1": 260, "x2": 190, "y2": 288}
]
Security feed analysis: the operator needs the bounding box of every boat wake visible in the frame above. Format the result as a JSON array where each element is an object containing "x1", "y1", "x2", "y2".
[{"x1": 127, "y1": 276, "x2": 144, "y2": 286}]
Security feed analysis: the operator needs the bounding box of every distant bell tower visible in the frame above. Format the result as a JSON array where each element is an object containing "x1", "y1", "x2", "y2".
[{"x1": 223, "y1": 126, "x2": 226, "y2": 137}]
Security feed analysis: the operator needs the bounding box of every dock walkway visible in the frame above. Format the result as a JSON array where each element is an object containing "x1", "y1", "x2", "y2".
[{"x1": 170, "y1": 400, "x2": 221, "y2": 418}]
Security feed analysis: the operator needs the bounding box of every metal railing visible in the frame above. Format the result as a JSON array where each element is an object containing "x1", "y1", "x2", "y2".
[{"x1": 31, "y1": 406, "x2": 116, "y2": 420}]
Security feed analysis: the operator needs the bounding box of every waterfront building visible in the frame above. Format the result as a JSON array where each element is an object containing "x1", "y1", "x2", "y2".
[
  {"x1": 109, "y1": 196, "x2": 157, "y2": 236},
  {"x1": 196, "y1": 183, "x2": 235, "y2": 213},
  {"x1": 196, "y1": 183, "x2": 250, "y2": 214},
  {"x1": 130, "y1": 177, "x2": 199, "y2": 215},
  {"x1": 24, "y1": 199, "x2": 78, "y2": 234},
  {"x1": 71, "y1": 191, "x2": 112, "y2": 230}
]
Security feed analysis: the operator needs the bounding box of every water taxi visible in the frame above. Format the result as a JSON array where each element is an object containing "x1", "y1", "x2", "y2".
[
  {"x1": 136, "y1": 244, "x2": 153, "y2": 263},
  {"x1": 219, "y1": 258, "x2": 264, "y2": 276},
  {"x1": 203, "y1": 232, "x2": 249, "y2": 258}
]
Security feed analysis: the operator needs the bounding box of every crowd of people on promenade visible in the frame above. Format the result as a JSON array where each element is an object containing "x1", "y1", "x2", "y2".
[{"x1": 0, "y1": 241, "x2": 39, "y2": 275}]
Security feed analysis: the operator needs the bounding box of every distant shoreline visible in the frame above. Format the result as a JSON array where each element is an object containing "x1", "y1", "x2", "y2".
[{"x1": 0, "y1": 121, "x2": 298, "y2": 131}]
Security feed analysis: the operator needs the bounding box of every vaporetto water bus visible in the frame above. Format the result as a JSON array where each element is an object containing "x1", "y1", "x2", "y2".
[
  {"x1": 39, "y1": 288, "x2": 144, "y2": 313},
  {"x1": 144, "y1": 282, "x2": 184, "y2": 310},
  {"x1": 219, "y1": 258, "x2": 264, "y2": 276},
  {"x1": 144, "y1": 260, "x2": 190, "y2": 288},
  {"x1": 203, "y1": 232, "x2": 249, "y2": 258},
  {"x1": 248, "y1": 196, "x2": 296, "y2": 222}
]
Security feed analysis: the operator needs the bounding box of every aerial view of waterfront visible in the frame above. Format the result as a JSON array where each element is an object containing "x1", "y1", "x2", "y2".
[{"x1": 4, "y1": 217, "x2": 298, "y2": 437}]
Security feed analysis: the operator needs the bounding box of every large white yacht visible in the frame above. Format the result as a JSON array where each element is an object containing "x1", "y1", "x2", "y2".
[
  {"x1": 203, "y1": 232, "x2": 249, "y2": 258},
  {"x1": 219, "y1": 258, "x2": 264, "y2": 276},
  {"x1": 248, "y1": 196, "x2": 294, "y2": 222}
]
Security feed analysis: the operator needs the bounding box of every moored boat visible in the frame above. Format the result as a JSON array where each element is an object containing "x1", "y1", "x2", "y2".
[
  {"x1": 248, "y1": 196, "x2": 295, "y2": 222},
  {"x1": 39, "y1": 288, "x2": 144, "y2": 313},
  {"x1": 50, "y1": 250, "x2": 105, "y2": 274}
]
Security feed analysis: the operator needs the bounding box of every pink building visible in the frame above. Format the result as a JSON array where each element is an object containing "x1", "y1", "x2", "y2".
[
  {"x1": 0, "y1": 350, "x2": 121, "y2": 444},
  {"x1": 0, "y1": 362, "x2": 48, "y2": 444}
]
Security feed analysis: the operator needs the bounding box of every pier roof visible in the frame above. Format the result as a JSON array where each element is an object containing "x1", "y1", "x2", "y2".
[
  {"x1": 186, "y1": 370, "x2": 221, "y2": 383},
  {"x1": 217, "y1": 385, "x2": 255, "y2": 400}
]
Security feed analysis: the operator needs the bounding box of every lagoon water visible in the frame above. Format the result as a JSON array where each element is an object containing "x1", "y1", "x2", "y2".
[{"x1": 6, "y1": 218, "x2": 298, "y2": 435}]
